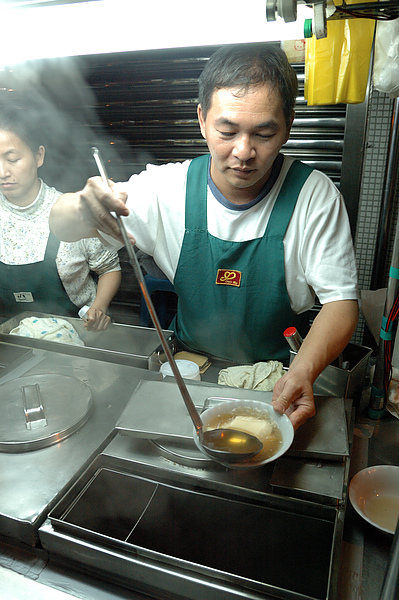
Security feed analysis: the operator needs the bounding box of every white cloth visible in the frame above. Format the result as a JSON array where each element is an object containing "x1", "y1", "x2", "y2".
[
  {"x1": 0, "y1": 180, "x2": 121, "y2": 309},
  {"x1": 218, "y1": 361, "x2": 284, "y2": 391},
  {"x1": 10, "y1": 316, "x2": 84, "y2": 346},
  {"x1": 104, "y1": 155, "x2": 358, "y2": 314}
]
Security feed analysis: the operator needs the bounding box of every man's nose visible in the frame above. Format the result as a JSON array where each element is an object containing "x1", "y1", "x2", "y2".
[{"x1": 232, "y1": 135, "x2": 255, "y2": 162}]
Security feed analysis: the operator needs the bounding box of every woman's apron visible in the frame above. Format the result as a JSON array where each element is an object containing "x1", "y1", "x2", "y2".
[
  {"x1": 0, "y1": 233, "x2": 77, "y2": 319},
  {"x1": 173, "y1": 154, "x2": 313, "y2": 364}
]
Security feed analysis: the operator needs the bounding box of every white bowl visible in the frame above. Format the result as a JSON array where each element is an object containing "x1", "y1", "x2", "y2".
[
  {"x1": 194, "y1": 398, "x2": 294, "y2": 469},
  {"x1": 349, "y1": 465, "x2": 399, "y2": 534}
]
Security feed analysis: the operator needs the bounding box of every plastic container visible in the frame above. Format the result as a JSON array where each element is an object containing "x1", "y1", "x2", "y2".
[
  {"x1": 160, "y1": 359, "x2": 201, "y2": 381},
  {"x1": 78, "y1": 305, "x2": 90, "y2": 322}
]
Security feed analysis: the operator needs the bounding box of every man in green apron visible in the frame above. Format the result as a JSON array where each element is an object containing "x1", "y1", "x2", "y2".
[{"x1": 50, "y1": 44, "x2": 359, "y2": 429}]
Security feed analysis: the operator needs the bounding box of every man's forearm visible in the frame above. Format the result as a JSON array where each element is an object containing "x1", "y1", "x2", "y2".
[
  {"x1": 50, "y1": 178, "x2": 130, "y2": 244},
  {"x1": 50, "y1": 193, "x2": 98, "y2": 242},
  {"x1": 272, "y1": 299, "x2": 359, "y2": 429},
  {"x1": 290, "y1": 299, "x2": 359, "y2": 382}
]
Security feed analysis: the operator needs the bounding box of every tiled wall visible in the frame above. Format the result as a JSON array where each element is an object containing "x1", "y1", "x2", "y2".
[
  {"x1": 354, "y1": 89, "x2": 397, "y2": 343},
  {"x1": 355, "y1": 90, "x2": 396, "y2": 290}
]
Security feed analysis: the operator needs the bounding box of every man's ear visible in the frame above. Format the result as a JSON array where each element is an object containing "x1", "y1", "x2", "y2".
[
  {"x1": 197, "y1": 104, "x2": 206, "y2": 140},
  {"x1": 284, "y1": 112, "x2": 295, "y2": 144}
]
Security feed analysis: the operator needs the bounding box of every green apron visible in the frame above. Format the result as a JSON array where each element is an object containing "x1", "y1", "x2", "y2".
[
  {"x1": 0, "y1": 232, "x2": 77, "y2": 319},
  {"x1": 173, "y1": 154, "x2": 312, "y2": 364}
]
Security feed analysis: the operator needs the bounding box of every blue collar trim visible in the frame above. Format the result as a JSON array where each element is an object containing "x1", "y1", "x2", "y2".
[{"x1": 207, "y1": 153, "x2": 284, "y2": 211}]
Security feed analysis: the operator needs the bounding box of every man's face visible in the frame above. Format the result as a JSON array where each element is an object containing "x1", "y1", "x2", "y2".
[
  {"x1": 198, "y1": 84, "x2": 293, "y2": 204},
  {"x1": 0, "y1": 130, "x2": 44, "y2": 207}
]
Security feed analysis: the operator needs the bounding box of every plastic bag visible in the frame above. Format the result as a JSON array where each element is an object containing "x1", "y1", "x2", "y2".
[
  {"x1": 373, "y1": 19, "x2": 399, "y2": 98},
  {"x1": 281, "y1": 39, "x2": 306, "y2": 64},
  {"x1": 305, "y1": 17, "x2": 375, "y2": 105}
]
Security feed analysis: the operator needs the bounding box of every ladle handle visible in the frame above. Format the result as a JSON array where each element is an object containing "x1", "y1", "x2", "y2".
[{"x1": 91, "y1": 148, "x2": 203, "y2": 433}]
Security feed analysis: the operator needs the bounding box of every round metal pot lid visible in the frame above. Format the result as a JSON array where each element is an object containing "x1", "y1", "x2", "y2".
[
  {"x1": 151, "y1": 439, "x2": 215, "y2": 469},
  {"x1": 0, "y1": 374, "x2": 92, "y2": 453}
]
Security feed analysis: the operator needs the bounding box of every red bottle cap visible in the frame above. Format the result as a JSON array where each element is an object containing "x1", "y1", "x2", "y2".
[{"x1": 284, "y1": 327, "x2": 297, "y2": 337}]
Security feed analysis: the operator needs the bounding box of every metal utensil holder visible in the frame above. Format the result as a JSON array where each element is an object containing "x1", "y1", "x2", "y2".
[{"x1": 290, "y1": 342, "x2": 372, "y2": 402}]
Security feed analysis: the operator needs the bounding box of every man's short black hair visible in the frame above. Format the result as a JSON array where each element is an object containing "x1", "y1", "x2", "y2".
[{"x1": 198, "y1": 43, "x2": 298, "y2": 127}]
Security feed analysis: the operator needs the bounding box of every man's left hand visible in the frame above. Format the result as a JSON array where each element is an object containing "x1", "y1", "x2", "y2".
[{"x1": 272, "y1": 370, "x2": 316, "y2": 430}]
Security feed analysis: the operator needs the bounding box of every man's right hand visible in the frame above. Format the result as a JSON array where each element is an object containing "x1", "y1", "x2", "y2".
[{"x1": 50, "y1": 176, "x2": 132, "y2": 244}]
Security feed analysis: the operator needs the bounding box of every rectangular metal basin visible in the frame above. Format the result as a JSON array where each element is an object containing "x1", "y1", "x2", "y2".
[
  {"x1": 0, "y1": 311, "x2": 174, "y2": 369},
  {"x1": 41, "y1": 452, "x2": 344, "y2": 600},
  {"x1": 116, "y1": 379, "x2": 350, "y2": 462}
]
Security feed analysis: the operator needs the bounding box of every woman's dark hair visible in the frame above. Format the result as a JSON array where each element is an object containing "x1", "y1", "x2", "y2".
[
  {"x1": 0, "y1": 103, "x2": 45, "y2": 153},
  {"x1": 198, "y1": 43, "x2": 298, "y2": 127}
]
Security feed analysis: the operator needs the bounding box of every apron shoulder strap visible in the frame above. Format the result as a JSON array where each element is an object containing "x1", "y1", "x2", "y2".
[
  {"x1": 45, "y1": 231, "x2": 62, "y2": 259},
  {"x1": 185, "y1": 154, "x2": 210, "y2": 229},
  {"x1": 266, "y1": 160, "x2": 313, "y2": 237}
]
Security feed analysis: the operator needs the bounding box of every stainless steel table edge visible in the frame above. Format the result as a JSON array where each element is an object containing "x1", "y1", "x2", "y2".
[{"x1": 0, "y1": 322, "x2": 174, "y2": 369}]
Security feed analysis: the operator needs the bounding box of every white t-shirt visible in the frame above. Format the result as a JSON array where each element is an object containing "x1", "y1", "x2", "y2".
[
  {"x1": 107, "y1": 155, "x2": 358, "y2": 314},
  {"x1": 0, "y1": 180, "x2": 121, "y2": 308}
]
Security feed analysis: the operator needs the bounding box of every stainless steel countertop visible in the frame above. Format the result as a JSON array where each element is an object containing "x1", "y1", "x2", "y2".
[
  {"x1": 0, "y1": 343, "x2": 163, "y2": 546},
  {"x1": 0, "y1": 343, "x2": 397, "y2": 600},
  {"x1": 1, "y1": 414, "x2": 397, "y2": 600}
]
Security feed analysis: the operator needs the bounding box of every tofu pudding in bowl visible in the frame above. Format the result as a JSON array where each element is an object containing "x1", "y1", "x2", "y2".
[{"x1": 194, "y1": 398, "x2": 294, "y2": 469}]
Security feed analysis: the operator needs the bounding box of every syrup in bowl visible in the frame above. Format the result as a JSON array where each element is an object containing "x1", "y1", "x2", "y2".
[{"x1": 194, "y1": 398, "x2": 294, "y2": 469}]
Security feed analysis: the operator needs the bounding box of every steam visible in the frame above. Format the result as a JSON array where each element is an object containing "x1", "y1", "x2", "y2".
[{"x1": 0, "y1": 56, "x2": 151, "y2": 192}]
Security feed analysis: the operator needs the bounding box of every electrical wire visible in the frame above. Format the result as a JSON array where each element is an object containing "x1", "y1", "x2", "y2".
[
  {"x1": 382, "y1": 289, "x2": 399, "y2": 396},
  {"x1": 333, "y1": 0, "x2": 399, "y2": 21}
]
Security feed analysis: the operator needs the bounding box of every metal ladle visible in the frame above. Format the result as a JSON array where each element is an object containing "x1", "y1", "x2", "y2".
[{"x1": 92, "y1": 147, "x2": 263, "y2": 464}]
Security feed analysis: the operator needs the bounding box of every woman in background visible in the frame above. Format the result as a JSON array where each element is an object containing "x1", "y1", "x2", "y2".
[{"x1": 0, "y1": 105, "x2": 121, "y2": 331}]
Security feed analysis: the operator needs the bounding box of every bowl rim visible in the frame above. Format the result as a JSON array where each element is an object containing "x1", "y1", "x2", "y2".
[
  {"x1": 349, "y1": 465, "x2": 399, "y2": 534},
  {"x1": 194, "y1": 398, "x2": 294, "y2": 469}
]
